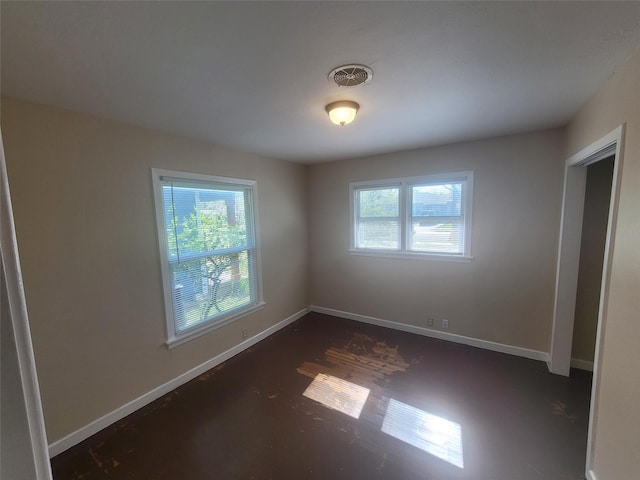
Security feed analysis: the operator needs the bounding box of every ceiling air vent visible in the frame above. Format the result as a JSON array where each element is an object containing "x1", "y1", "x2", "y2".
[{"x1": 328, "y1": 64, "x2": 373, "y2": 87}]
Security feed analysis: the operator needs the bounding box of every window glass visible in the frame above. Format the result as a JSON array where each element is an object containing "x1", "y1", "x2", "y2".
[
  {"x1": 357, "y1": 220, "x2": 400, "y2": 250},
  {"x1": 410, "y1": 182, "x2": 464, "y2": 254},
  {"x1": 356, "y1": 187, "x2": 400, "y2": 249},
  {"x1": 153, "y1": 170, "x2": 261, "y2": 345},
  {"x1": 359, "y1": 188, "x2": 399, "y2": 217},
  {"x1": 351, "y1": 173, "x2": 473, "y2": 259},
  {"x1": 411, "y1": 183, "x2": 462, "y2": 217}
]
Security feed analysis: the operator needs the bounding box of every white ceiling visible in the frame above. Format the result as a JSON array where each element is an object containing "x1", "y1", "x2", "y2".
[{"x1": 2, "y1": 2, "x2": 640, "y2": 164}]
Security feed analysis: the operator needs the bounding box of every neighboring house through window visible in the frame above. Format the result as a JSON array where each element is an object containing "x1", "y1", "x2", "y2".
[
  {"x1": 350, "y1": 172, "x2": 473, "y2": 260},
  {"x1": 152, "y1": 169, "x2": 263, "y2": 347}
]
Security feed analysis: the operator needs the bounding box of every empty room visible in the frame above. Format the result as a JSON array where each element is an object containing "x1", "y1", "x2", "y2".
[{"x1": 1, "y1": 2, "x2": 639, "y2": 480}]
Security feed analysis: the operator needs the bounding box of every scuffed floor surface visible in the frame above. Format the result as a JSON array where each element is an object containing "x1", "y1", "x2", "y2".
[{"x1": 51, "y1": 313, "x2": 592, "y2": 479}]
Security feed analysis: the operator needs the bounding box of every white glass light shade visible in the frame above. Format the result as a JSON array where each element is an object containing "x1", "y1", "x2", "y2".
[{"x1": 325, "y1": 100, "x2": 359, "y2": 126}]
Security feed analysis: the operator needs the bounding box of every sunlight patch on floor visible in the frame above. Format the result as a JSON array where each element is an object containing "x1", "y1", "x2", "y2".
[
  {"x1": 303, "y1": 373, "x2": 370, "y2": 419},
  {"x1": 382, "y1": 398, "x2": 464, "y2": 468}
]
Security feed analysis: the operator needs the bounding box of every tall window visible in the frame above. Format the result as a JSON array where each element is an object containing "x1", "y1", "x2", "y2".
[
  {"x1": 152, "y1": 169, "x2": 263, "y2": 346},
  {"x1": 351, "y1": 172, "x2": 473, "y2": 259}
]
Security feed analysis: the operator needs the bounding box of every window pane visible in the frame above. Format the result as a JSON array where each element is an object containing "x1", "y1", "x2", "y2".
[
  {"x1": 412, "y1": 183, "x2": 462, "y2": 217},
  {"x1": 162, "y1": 185, "x2": 248, "y2": 259},
  {"x1": 155, "y1": 171, "x2": 261, "y2": 344},
  {"x1": 410, "y1": 221, "x2": 463, "y2": 254},
  {"x1": 359, "y1": 188, "x2": 399, "y2": 217},
  {"x1": 350, "y1": 173, "x2": 472, "y2": 258},
  {"x1": 171, "y1": 250, "x2": 253, "y2": 333},
  {"x1": 357, "y1": 220, "x2": 400, "y2": 249}
]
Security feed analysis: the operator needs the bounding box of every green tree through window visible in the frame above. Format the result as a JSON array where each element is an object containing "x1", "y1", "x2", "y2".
[
  {"x1": 153, "y1": 170, "x2": 261, "y2": 345},
  {"x1": 169, "y1": 207, "x2": 247, "y2": 320}
]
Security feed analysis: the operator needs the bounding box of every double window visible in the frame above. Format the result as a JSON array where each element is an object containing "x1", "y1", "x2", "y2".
[
  {"x1": 350, "y1": 172, "x2": 473, "y2": 260},
  {"x1": 152, "y1": 169, "x2": 263, "y2": 347}
]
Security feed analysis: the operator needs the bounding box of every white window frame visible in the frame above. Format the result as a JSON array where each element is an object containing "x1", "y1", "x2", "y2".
[
  {"x1": 152, "y1": 168, "x2": 264, "y2": 348},
  {"x1": 349, "y1": 172, "x2": 474, "y2": 262}
]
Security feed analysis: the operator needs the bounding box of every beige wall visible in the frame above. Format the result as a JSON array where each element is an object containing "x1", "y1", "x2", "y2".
[
  {"x1": 571, "y1": 157, "x2": 614, "y2": 363},
  {"x1": 308, "y1": 129, "x2": 564, "y2": 352},
  {"x1": 0, "y1": 97, "x2": 309, "y2": 443},
  {"x1": 565, "y1": 47, "x2": 640, "y2": 479},
  {"x1": 5, "y1": 44, "x2": 639, "y2": 477}
]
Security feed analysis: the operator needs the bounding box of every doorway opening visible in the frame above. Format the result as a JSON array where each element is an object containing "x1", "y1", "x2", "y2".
[
  {"x1": 549, "y1": 125, "x2": 624, "y2": 479},
  {"x1": 570, "y1": 156, "x2": 614, "y2": 371}
]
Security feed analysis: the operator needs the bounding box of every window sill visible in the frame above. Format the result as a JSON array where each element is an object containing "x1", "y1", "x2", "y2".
[
  {"x1": 166, "y1": 301, "x2": 266, "y2": 349},
  {"x1": 348, "y1": 249, "x2": 473, "y2": 263}
]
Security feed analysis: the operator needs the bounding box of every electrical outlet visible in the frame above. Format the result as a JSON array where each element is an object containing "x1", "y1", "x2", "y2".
[
  {"x1": 426, "y1": 318, "x2": 434, "y2": 327},
  {"x1": 442, "y1": 319, "x2": 449, "y2": 329},
  {"x1": 242, "y1": 328, "x2": 248, "y2": 339}
]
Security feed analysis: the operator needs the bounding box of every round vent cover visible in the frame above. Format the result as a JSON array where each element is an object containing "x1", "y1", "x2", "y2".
[{"x1": 328, "y1": 64, "x2": 373, "y2": 87}]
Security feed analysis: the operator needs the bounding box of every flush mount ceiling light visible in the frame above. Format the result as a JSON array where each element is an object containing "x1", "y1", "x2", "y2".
[{"x1": 325, "y1": 100, "x2": 360, "y2": 127}]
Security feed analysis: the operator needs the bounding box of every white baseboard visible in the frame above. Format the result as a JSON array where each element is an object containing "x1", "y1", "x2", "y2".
[
  {"x1": 48, "y1": 305, "x2": 553, "y2": 457},
  {"x1": 571, "y1": 358, "x2": 594, "y2": 372},
  {"x1": 48, "y1": 307, "x2": 308, "y2": 458},
  {"x1": 309, "y1": 305, "x2": 549, "y2": 363}
]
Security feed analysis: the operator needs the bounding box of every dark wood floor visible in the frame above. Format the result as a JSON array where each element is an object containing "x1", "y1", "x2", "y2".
[{"x1": 51, "y1": 313, "x2": 592, "y2": 479}]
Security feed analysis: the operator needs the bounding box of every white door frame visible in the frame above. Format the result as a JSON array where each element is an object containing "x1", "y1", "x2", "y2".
[
  {"x1": 548, "y1": 124, "x2": 624, "y2": 478},
  {"x1": 1, "y1": 129, "x2": 53, "y2": 478}
]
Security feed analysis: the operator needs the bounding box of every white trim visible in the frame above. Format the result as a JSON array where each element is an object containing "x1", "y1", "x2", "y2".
[
  {"x1": 550, "y1": 126, "x2": 623, "y2": 376},
  {"x1": 1, "y1": 130, "x2": 53, "y2": 478},
  {"x1": 309, "y1": 306, "x2": 549, "y2": 363},
  {"x1": 549, "y1": 125, "x2": 625, "y2": 480},
  {"x1": 48, "y1": 308, "x2": 308, "y2": 457},
  {"x1": 566, "y1": 137, "x2": 618, "y2": 167},
  {"x1": 150, "y1": 168, "x2": 264, "y2": 347},
  {"x1": 570, "y1": 358, "x2": 594, "y2": 372},
  {"x1": 549, "y1": 162, "x2": 588, "y2": 375},
  {"x1": 586, "y1": 129, "x2": 624, "y2": 480},
  {"x1": 47, "y1": 302, "x2": 564, "y2": 458},
  {"x1": 348, "y1": 250, "x2": 473, "y2": 263},
  {"x1": 349, "y1": 172, "x2": 473, "y2": 189},
  {"x1": 151, "y1": 169, "x2": 177, "y2": 342},
  {"x1": 166, "y1": 301, "x2": 266, "y2": 348},
  {"x1": 349, "y1": 171, "x2": 474, "y2": 259},
  {"x1": 587, "y1": 470, "x2": 598, "y2": 480},
  {"x1": 152, "y1": 168, "x2": 257, "y2": 187}
]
